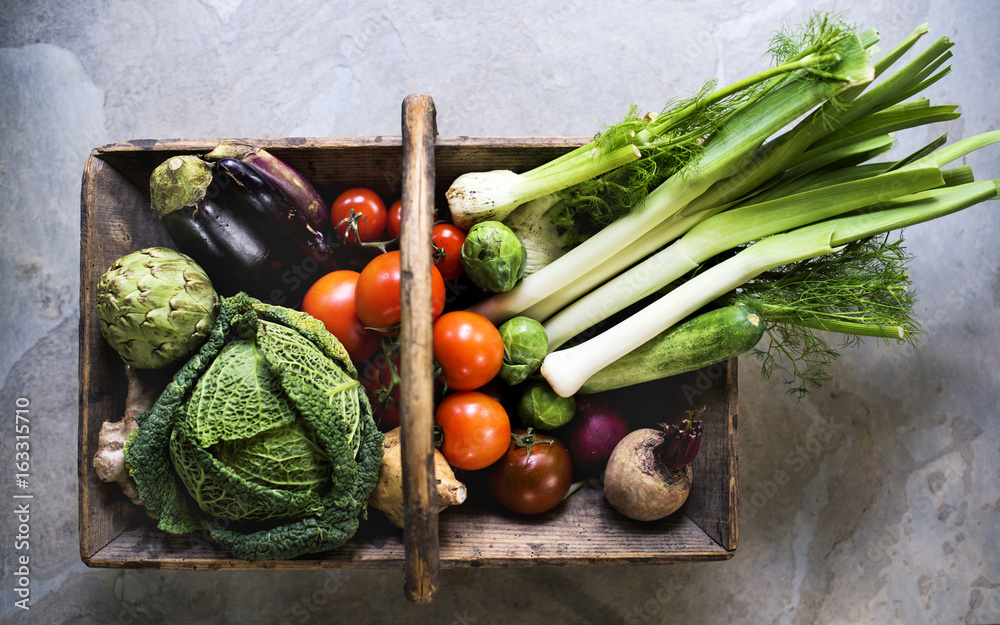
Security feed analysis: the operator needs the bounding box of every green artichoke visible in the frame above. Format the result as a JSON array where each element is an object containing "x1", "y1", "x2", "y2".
[{"x1": 96, "y1": 247, "x2": 219, "y2": 369}]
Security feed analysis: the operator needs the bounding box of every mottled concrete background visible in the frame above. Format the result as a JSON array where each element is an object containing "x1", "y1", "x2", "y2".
[{"x1": 1, "y1": 1, "x2": 998, "y2": 623}]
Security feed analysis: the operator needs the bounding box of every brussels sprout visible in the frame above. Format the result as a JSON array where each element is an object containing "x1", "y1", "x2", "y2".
[
  {"x1": 518, "y1": 382, "x2": 576, "y2": 430},
  {"x1": 460, "y1": 221, "x2": 527, "y2": 292},
  {"x1": 498, "y1": 316, "x2": 548, "y2": 385}
]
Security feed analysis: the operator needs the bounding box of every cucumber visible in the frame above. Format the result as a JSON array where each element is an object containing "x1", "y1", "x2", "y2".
[{"x1": 579, "y1": 304, "x2": 764, "y2": 394}]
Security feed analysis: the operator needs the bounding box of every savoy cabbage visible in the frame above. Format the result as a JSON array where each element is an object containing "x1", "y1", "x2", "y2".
[{"x1": 125, "y1": 293, "x2": 383, "y2": 561}]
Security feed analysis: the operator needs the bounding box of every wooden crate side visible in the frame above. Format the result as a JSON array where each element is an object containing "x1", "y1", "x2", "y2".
[
  {"x1": 682, "y1": 358, "x2": 739, "y2": 552},
  {"x1": 79, "y1": 153, "x2": 173, "y2": 561},
  {"x1": 84, "y1": 487, "x2": 729, "y2": 571},
  {"x1": 95, "y1": 138, "x2": 408, "y2": 202},
  {"x1": 726, "y1": 356, "x2": 740, "y2": 550},
  {"x1": 85, "y1": 525, "x2": 408, "y2": 571},
  {"x1": 435, "y1": 488, "x2": 731, "y2": 567},
  {"x1": 93, "y1": 136, "x2": 590, "y2": 200}
]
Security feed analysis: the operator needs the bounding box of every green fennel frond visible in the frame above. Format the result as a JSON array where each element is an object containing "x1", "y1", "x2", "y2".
[
  {"x1": 733, "y1": 234, "x2": 921, "y2": 397},
  {"x1": 768, "y1": 11, "x2": 854, "y2": 69}
]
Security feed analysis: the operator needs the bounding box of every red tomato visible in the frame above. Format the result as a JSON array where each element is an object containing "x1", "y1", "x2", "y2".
[
  {"x1": 386, "y1": 199, "x2": 403, "y2": 240},
  {"x1": 301, "y1": 270, "x2": 380, "y2": 362},
  {"x1": 435, "y1": 391, "x2": 511, "y2": 471},
  {"x1": 433, "y1": 311, "x2": 503, "y2": 391},
  {"x1": 355, "y1": 251, "x2": 446, "y2": 333},
  {"x1": 487, "y1": 429, "x2": 573, "y2": 515},
  {"x1": 359, "y1": 351, "x2": 400, "y2": 431},
  {"x1": 432, "y1": 223, "x2": 467, "y2": 280},
  {"x1": 331, "y1": 188, "x2": 387, "y2": 244},
  {"x1": 386, "y1": 199, "x2": 440, "y2": 240}
]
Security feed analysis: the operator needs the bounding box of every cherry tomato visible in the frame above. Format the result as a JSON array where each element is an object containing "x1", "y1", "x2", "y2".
[
  {"x1": 487, "y1": 428, "x2": 573, "y2": 515},
  {"x1": 433, "y1": 311, "x2": 503, "y2": 391},
  {"x1": 359, "y1": 351, "x2": 400, "y2": 431},
  {"x1": 331, "y1": 187, "x2": 387, "y2": 244},
  {"x1": 386, "y1": 199, "x2": 439, "y2": 240},
  {"x1": 435, "y1": 391, "x2": 511, "y2": 471},
  {"x1": 386, "y1": 199, "x2": 403, "y2": 240},
  {"x1": 301, "y1": 270, "x2": 380, "y2": 362},
  {"x1": 432, "y1": 223, "x2": 467, "y2": 280},
  {"x1": 355, "y1": 251, "x2": 446, "y2": 332}
]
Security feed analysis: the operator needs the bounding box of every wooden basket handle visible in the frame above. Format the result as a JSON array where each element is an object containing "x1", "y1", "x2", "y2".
[{"x1": 399, "y1": 93, "x2": 441, "y2": 604}]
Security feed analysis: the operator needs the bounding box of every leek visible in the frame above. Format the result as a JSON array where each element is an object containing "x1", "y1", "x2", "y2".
[
  {"x1": 541, "y1": 178, "x2": 999, "y2": 397},
  {"x1": 543, "y1": 166, "x2": 946, "y2": 350}
]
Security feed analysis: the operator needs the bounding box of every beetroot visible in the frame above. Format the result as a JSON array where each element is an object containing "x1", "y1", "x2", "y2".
[
  {"x1": 565, "y1": 396, "x2": 630, "y2": 476},
  {"x1": 603, "y1": 416, "x2": 703, "y2": 521}
]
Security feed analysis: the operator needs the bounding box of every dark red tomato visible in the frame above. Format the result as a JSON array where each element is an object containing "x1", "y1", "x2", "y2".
[
  {"x1": 331, "y1": 188, "x2": 387, "y2": 244},
  {"x1": 386, "y1": 199, "x2": 439, "y2": 240},
  {"x1": 487, "y1": 429, "x2": 573, "y2": 515},
  {"x1": 301, "y1": 270, "x2": 380, "y2": 362},
  {"x1": 435, "y1": 391, "x2": 511, "y2": 471},
  {"x1": 432, "y1": 223, "x2": 467, "y2": 280},
  {"x1": 355, "y1": 250, "x2": 446, "y2": 333},
  {"x1": 359, "y1": 351, "x2": 400, "y2": 431},
  {"x1": 433, "y1": 311, "x2": 503, "y2": 391}
]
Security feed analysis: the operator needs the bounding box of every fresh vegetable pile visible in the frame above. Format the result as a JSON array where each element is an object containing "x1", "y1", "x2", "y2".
[{"x1": 92, "y1": 13, "x2": 1000, "y2": 560}]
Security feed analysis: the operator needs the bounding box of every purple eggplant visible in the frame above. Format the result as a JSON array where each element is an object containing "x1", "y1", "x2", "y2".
[
  {"x1": 149, "y1": 155, "x2": 285, "y2": 300},
  {"x1": 205, "y1": 139, "x2": 330, "y2": 233},
  {"x1": 215, "y1": 158, "x2": 339, "y2": 274}
]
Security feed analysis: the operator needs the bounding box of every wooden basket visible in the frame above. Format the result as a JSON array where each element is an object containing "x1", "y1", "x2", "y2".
[{"x1": 78, "y1": 95, "x2": 738, "y2": 603}]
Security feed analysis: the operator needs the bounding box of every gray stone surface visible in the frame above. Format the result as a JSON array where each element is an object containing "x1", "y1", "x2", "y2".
[{"x1": 1, "y1": 1, "x2": 998, "y2": 623}]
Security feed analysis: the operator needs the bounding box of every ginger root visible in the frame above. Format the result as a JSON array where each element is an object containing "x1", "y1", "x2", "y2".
[
  {"x1": 93, "y1": 364, "x2": 157, "y2": 508},
  {"x1": 368, "y1": 427, "x2": 467, "y2": 528}
]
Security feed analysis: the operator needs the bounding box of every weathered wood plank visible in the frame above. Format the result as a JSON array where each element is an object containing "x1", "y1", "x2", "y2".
[
  {"x1": 78, "y1": 153, "x2": 173, "y2": 561},
  {"x1": 399, "y1": 94, "x2": 442, "y2": 604},
  {"x1": 681, "y1": 359, "x2": 740, "y2": 551},
  {"x1": 84, "y1": 487, "x2": 731, "y2": 570}
]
